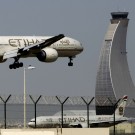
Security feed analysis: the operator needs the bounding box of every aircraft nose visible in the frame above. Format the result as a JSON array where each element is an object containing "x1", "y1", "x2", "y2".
[
  {"x1": 79, "y1": 43, "x2": 84, "y2": 52},
  {"x1": 76, "y1": 40, "x2": 83, "y2": 52},
  {"x1": 71, "y1": 38, "x2": 84, "y2": 53},
  {"x1": 28, "y1": 122, "x2": 32, "y2": 127},
  {"x1": 28, "y1": 120, "x2": 35, "y2": 127}
]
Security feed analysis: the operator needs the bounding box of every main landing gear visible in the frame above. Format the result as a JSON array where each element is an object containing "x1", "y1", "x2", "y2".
[
  {"x1": 68, "y1": 56, "x2": 73, "y2": 66},
  {"x1": 9, "y1": 57, "x2": 23, "y2": 69}
]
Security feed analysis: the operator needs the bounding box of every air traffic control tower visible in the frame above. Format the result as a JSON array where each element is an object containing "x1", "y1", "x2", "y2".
[{"x1": 95, "y1": 12, "x2": 135, "y2": 115}]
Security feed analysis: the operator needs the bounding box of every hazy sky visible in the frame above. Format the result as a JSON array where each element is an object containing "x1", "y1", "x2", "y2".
[{"x1": 0, "y1": 0, "x2": 135, "y2": 97}]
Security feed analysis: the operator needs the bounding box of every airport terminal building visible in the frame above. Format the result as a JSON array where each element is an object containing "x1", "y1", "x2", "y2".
[{"x1": 95, "y1": 12, "x2": 135, "y2": 114}]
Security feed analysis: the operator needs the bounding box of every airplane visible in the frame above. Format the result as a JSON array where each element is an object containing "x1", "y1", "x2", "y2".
[
  {"x1": 0, "y1": 34, "x2": 83, "y2": 69},
  {"x1": 28, "y1": 95, "x2": 131, "y2": 128}
]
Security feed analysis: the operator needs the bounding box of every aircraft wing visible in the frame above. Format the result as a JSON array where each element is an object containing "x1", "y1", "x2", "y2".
[
  {"x1": 69, "y1": 119, "x2": 127, "y2": 128},
  {"x1": 3, "y1": 34, "x2": 65, "y2": 60},
  {"x1": 89, "y1": 117, "x2": 128, "y2": 124}
]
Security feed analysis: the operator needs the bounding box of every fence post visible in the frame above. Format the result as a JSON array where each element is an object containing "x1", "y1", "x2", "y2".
[
  {"x1": 0, "y1": 95, "x2": 11, "y2": 129},
  {"x1": 108, "y1": 98, "x2": 121, "y2": 135},
  {"x1": 56, "y1": 96, "x2": 69, "y2": 128},
  {"x1": 81, "y1": 97, "x2": 94, "y2": 128},
  {"x1": 29, "y1": 95, "x2": 42, "y2": 128}
]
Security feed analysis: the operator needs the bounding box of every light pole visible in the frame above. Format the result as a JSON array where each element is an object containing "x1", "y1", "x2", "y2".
[{"x1": 24, "y1": 65, "x2": 35, "y2": 128}]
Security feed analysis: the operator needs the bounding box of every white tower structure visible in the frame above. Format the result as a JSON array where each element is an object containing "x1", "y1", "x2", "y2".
[{"x1": 95, "y1": 12, "x2": 135, "y2": 115}]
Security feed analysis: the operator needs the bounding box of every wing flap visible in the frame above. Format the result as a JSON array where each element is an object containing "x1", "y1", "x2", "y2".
[{"x1": 3, "y1": 49, "x2": 20, "y2": 59}]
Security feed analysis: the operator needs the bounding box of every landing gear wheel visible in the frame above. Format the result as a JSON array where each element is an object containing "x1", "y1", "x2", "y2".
[
  {"x1": 9, "y1": 62, "x2": 24, "y2": 69},
  {"x1": 68, "y1": 62, "x2": 73, "y2": 66},
  {"x1": 15, "y1": 63, "x2": 20, "y2": 68},
  {"x1": 19, "y1": 62, "x2": 23, "y2": 67},
  {"x1": 13, "y1": 64, "x2": 16, "y2": 69},
  {"x1": 68, "y1": 56, "x2": 74, "y2": 66},
  {"x1": 9, "y1": 64, "x2": 13, "y2": 69}
]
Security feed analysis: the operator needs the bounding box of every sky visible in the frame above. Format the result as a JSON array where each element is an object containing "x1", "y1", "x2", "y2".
[{"x1": 0, "y1": 0, "x2": 135, "y2": 97}]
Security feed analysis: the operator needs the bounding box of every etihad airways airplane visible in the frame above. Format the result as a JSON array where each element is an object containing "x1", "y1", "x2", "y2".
[
  {"x1": 0, "y1": 34, "x2": 83, "y2": 69},
  {"x1": 28, "y1": 95, "x2": 131, "y2": 128}
]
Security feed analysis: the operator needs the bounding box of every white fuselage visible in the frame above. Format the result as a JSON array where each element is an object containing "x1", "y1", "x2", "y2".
[
  {"x1": 28, "y1": 115, "x2": 127, "y2": 128},
  {"x1": 28, "y1": 96, "x2": 129, "y2": 128},
  {"x1": 0, "y1": 36, "x2": 83, "y2": 57}
]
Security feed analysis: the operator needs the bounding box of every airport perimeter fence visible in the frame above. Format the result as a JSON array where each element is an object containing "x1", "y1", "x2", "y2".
[
  {"x1": 0, "y1": 95, "x2": 95, "y2": 129},
  {"x1": 0, "y1": 95, "x2": 135, "y2": 134}
]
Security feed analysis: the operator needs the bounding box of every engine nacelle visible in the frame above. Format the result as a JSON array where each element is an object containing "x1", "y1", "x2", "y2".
[
  {"x1": 37, "y1": 48, "x2": 58, "y2": 62},
  {"x1": 69, "y1": 123, "x2": 87, "y2": 128}
]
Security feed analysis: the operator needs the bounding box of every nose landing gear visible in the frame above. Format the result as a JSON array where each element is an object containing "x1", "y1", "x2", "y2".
[{"x1": 68, "y1": 56, "x2": 73, "y2": 66}]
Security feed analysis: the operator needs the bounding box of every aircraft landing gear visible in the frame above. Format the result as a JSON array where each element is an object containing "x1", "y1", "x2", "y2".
[
  {"x1": 68, "y1": 56, "x2": 73, "y2": 66},
  {"x1": 9, "y1": 62, "x2": 23, "y2": 69},
  {"x1": 9, "y1": 57, "x2": 23, "y2": 69}
]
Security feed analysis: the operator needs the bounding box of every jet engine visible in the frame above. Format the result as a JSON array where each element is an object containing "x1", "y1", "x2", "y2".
[
  {"x1": 37, "y1": 48, "x2": 58, "y2": 62},
  {"x1": 69, "y1": 123, "x2": 87, "y2": 128}
]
